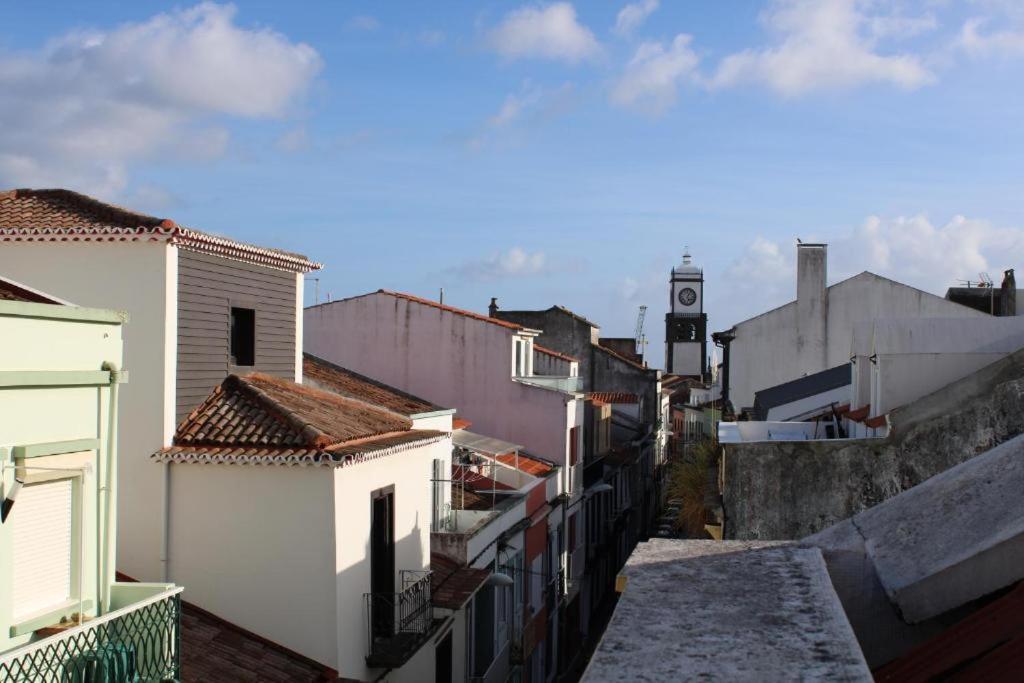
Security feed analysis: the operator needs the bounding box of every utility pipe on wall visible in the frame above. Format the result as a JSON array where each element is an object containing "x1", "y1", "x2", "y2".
[{"x1": 100, "y1": 361, "x2": 121, "y2": 615}]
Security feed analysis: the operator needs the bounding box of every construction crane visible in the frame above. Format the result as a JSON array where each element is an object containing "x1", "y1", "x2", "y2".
[{"x1": 634, "y1": 305, "x2": 647, "y2": 357}]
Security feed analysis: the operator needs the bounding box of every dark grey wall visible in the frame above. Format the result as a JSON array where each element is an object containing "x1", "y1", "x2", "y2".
[
  {"x1": 495, "y1": 307, "x2": 660, "y2": 426},
  {"x1": 494, "y1": 308, "x2": 597, "y2": 389},
  {"x1": 723, "y1": 349, "x2": 1024, "y2": 540},
  {"x1": 176, "y1": 249, "x2": 297, "y2": 423}
]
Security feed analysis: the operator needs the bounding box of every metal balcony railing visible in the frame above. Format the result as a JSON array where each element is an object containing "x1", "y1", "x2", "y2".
[
  {"x1": 364, "y1": 570, "x2": 435, "y2": 668},
  {"x1": 0, "y1": 587, "x2": 182, "y2": 683}
]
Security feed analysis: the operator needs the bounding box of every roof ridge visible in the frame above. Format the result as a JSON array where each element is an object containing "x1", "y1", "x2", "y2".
[
  {"x1": 233, "y1": 374, "x2": 332, "y2": 448},
  {"x1": 303, "y1": 353, "x2": 442, "y2": 413},
  {"x1": 377, "y1": 290, "x2": 525, "y2": 331}
]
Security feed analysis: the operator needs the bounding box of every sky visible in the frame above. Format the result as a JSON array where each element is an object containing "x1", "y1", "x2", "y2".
[{"x1": 1, "y1": 0, "x2": 1023, "y2": 368}]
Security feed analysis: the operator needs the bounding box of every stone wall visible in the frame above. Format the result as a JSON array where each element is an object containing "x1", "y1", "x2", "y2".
[{"x1": 723, "y1": 349, "x2": 1024, "y2": 540}]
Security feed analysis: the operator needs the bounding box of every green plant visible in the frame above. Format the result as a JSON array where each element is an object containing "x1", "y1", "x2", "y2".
[{"x1": 666, "y1": 439, "x2": 718, "y2": 537}]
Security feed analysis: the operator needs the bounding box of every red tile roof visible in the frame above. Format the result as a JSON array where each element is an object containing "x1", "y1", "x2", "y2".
[
  {"x1": 181, "y1": 601, "x2": 334, "y2": 682},
  {"x1": 314, "y1": 289, "x2": 525, "y2": 332},
  {"x1": 499, "y1": 453, "x2": 555, "y2": 476},
  {"x1": 0, "y1": 188, "x2": 321, "y2": 273},
  {"x1": 864, "y1": 414, "x2": 888, "y2": 429},
  {"x1": 452, "y1": 418, "x2": 472, "y2": 431},
  {"x1": 535, "y1": 345, "x2": 579, "y2": 363},
  {"x1": 0, "y1": 276, "x2": 65, "y2": 304},
  {"x1": 431, "y1": 554, "x2": 491, "y2": 610},
  {"x1": 303, "y1": 354, "x2": 441, "y2": 417},
  {"x1": 846, "y1": 404, "x2": 870, "y2": 422},
  {"x1": 586, "y1": 392, "x2": 639, "y2": 404},
  {"x1": 451, "y1": 482, "x2": 494, "y2": 511},
  {"x1": 495, "y1": 452, "x2": 555, "y2": 477},
  {"x1": 156, "y1": 373, "x2": 444, "y2": 466},
  {"x1": 452, "y1": 464, "x2": 514, "y2": 491},
  {"x1": 874, "y1": 582, "x2": 1024, "y2": 682}
]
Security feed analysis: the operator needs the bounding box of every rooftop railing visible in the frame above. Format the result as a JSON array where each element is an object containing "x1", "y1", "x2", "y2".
[
  {"x1": 364, "y1": 570, "x2": 436, "y2": 668},
  {"x1": 0, "y1": 585, "x2": 182, "y2": 683}
]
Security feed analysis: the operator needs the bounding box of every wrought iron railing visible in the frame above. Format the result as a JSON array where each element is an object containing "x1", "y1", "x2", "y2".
[
  {"x1": 0, "y1": 588, "x2": 182, "y2": 683},
  {"x1": 364, "y1": 570, "x2": 434, "y2": 667}
]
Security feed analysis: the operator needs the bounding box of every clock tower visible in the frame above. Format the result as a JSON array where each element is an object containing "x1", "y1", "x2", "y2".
[{"x1": 665, "y1": 248, "x2": 707, "y2": 378}]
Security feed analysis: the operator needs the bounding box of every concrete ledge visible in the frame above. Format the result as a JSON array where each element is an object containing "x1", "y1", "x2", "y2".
[
  {"x1": 854, "y1": 432, "x2": 1024, "y2": 623},
  {"x1": 582, "y1": 539, "x2": 870, "y2": 682}
]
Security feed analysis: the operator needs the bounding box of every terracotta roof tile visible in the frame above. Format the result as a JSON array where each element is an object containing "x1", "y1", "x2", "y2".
[
  {"x1": 175, "y1": 373, "x2": 411, "y2": 449},
  {"x1": 452, "y1": 464, "x2": 514, "y2": 491},
  {"x1": 180, "y1": 601, "x2": 333, "y2": 682},
  {"x1": 0, "y1": 188, "x2": 320, "y2": 272},
  {"x1": 158, "y1": 373, "x2": 445, "y2": 465},
  {"x1": 586, "y1": 391, "x2": 639, "y2": 404},
  {"x1": 535, "y1": 344, "x2": 579, "y2": 363},
  {"x1": 453, "y1": 418, "x2": 472, "y2": 431},
  {"x1": 303, "y1": 354, "x2": 441, "y2": 417},
  {"x1": 495, "y1": 452, "x2": 555, "y2": 477},
  {"x1": 451, "y1": 482, "x2": 494, "y2": 511},
  {"x1": 431, "y1": 554, "x2": 490, "y2": 610}
]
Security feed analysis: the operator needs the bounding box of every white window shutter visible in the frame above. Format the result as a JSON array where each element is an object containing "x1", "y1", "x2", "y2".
[{"x1": 12, "y1": 480, "x2": 74, "y2": 620}]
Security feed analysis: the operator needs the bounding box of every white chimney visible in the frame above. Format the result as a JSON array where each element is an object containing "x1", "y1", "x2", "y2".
[{"x1": 796, "y1": 243, "x2": 828, "y2": 376}]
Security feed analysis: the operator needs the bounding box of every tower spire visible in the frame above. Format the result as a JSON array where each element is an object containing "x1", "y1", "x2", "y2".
[{"x1": 683, "y1": 245, "x2": 691, "y2": 265}]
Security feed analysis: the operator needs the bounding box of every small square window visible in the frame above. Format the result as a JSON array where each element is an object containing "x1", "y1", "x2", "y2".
[{"x1": 230, "y1": 307, "x2": 256, "y2": 366}]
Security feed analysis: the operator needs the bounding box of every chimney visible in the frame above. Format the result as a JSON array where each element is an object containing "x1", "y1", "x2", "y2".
[
  {"x1": 796, "y1": 243, "x2": 828, "y2": 376},
  {"x1": 1001, "y1": 269, "x2": 1016, "y2": 316},
  {"x1": 488, "y1": 297, "x2": 499, "y2": 317}
]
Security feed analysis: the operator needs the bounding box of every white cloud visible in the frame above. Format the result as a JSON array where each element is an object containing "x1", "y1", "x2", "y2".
[
  {"x1": 346, "y1": 15, "x2": 380, "y2": 32},
  {"x1": 610, "y1": 34, "x2": 700, "y2": 114},
  {"x1": 486, "y1": 3, "x2": 601, "y2": 64},
  {"x1": 613, "y1": 0, "x2": 659, "y2": 38},
  {"x1": 722, "y1": 214, "x2": 1024, "y2": 322},
  {"x1": 276, "y1": 126, "x2": 310, "y2": 153},
  {"x1": 448, "y1": 247, "x2": 551, "y2": 281},
  {"x1": 957, "y1": 16, "x2": 1024, "y2": 58},
  {"x1": 0, "y1": 3, "x2": 321, "y2": 197},
  {"x1": 710, "y1": 0, "x2": 935, "y2": 95},
  {"x1": 469, "y1": 82, "x2": 575, "y2": 149}
]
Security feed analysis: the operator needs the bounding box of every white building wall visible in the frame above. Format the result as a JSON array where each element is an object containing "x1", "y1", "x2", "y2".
[
  {"x1": 304, "y1": 295, "x2": 579, "y2": 467},
  {"x1": 332, "y1": 438, "x2": 449, "y2": 681},
  {"x1": 166, "y1": 463, "x2": 338, "y2": 667},
  {"x1": 728, "y1": 272, "x2": 987, "y2": 411},
  {"x1": 0, "y1": 242, "x2": 176, "y2": 581}
]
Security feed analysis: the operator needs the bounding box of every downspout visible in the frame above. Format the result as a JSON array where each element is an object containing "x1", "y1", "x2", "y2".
[
  {"x1": 100, "y1": 361, "x2": 122, "y2": 615},
  {"x1": 162, "y1": 461, "x2": 171, "y2": 582}
]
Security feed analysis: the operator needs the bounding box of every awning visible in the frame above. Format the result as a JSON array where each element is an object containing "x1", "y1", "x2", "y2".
[{"x1": 453, "y1": 430, "x2": 522, "y2": 457}]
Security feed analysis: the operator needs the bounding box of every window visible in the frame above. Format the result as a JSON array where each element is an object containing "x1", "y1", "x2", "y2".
[
  {"x1": 514, "y1": 340, "x2": 523, "y2": 376},
  {"x1": 230, "y1": 307, "x2": 256, "y2": 366},
  {"x1": 12, "y1": 480, "x2": 74, "y2": 620}
]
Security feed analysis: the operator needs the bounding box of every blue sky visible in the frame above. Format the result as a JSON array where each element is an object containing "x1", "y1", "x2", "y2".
[{"x1": 2, "y1": 1, "x2": 1024, "y2": 367}]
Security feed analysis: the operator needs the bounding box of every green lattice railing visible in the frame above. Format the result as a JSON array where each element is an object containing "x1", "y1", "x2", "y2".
[{"x1": 0, "y1": 589, "x2": 182, "y2": 683}]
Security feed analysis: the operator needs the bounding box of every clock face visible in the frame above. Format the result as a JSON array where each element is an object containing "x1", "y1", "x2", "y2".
[{"x1": 678, "y1": 287, "x2": 697, "y2": 306}]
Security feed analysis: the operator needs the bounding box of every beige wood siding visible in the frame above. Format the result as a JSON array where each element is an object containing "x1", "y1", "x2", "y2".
[{"x1": 176, "y1": 249, "x2": 297, "y2": 424}]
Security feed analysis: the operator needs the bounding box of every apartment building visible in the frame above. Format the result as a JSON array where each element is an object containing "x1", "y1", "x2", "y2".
[{"x1": 0, "y1": 188, "x2": 321, "y2": 582}]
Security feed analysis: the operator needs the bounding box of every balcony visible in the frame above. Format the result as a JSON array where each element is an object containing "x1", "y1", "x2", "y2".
[
  {"x1": 364, "y1": 570, "x2": 439, "y2": 668},
  {"x1": 515, "y1": 375, "x2": 582, "y2": 394},
  {"x1": 0, "y1": 584, "x2": 182, "y2": 682}
]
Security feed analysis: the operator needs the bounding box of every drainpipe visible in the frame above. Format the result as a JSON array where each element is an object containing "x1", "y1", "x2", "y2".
[
  {"x1": 161, "y1": 461, "x2": 171, "y2": 582},
  {"x1": 100, "y1": 361, "x2": 122, "y2": 615}
]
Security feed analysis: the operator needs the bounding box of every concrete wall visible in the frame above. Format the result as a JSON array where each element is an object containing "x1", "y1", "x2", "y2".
[
  {"x1": 728, "y1": 272, "x2": 987, "y2": 411},
  {"x1": 167, "y1": 464, "x2": 338, "y2": 668},
  {"x1": 305, "y1": 295, "x2": 579, "y2": 469},
  {"x1": 0, "y1": 243, "x2": 176, "y2": 581},
  {"x1": 722, "y1": 348, "x2": 1024, "y2": 540},
  {"x1": 0, "y1": 303, "x2": 123, "y2": 654}
]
